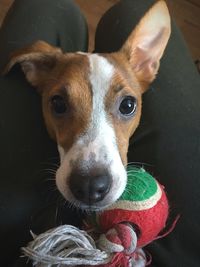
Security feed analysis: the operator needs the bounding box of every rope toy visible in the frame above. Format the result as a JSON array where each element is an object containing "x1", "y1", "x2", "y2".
[{"x1": 22, "y1": 167, "x2": 175, "y2": 267}]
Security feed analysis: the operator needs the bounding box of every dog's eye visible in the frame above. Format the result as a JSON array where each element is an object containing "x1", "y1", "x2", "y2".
[
  {"x1": 119, "y1": 96, "x2": 137, "y2": 116},
  {"x1": 51, "y1": 95, "x2": 66, "y2": 114}
]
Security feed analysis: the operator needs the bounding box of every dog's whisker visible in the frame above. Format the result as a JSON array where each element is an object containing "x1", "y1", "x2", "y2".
[
  {"x1": 64, "y1": 199, "x2": 82, "y2": 214},
  {"x1": 49, "y1": 162, "x2": 60, "y2": 168},
  {"x1": 127, "y1": 161, "x2": 141, "y2": 165},
  {"x1": 126, "y1": 161, "x2": 154, "y2": 168},
  {"x1": 47, "y1": 185, "x2": 58, "y2": 192},
  {"x1": 40, "y1": 162, "x2": 59, "y2": 168},
  {"x1": 54, "y1": 207, "x2": 58, "y2": 223},
  {"x1": 43, "y1": 167, "x2": 57, "y2": 172},
  {"x1": 126, "y1": 169, "x2": 139, "y2": 173},
  {"x1": 40, "y1": 159, "x2": 59, "y2": 164},
  {"x1": 39, "y1": 168, "x2": 57, "y2": 179},
  {"x1": 43, "y1": 171, "x2": 56, "y2": 176}
]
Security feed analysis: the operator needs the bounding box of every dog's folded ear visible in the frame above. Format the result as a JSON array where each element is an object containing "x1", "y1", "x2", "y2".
[
  {"x1": 121, "y1": 0, "x2": 171, "y2": 90},
  {"x1": 3, "y1": 40, "x2": 62, "y2": 88}
]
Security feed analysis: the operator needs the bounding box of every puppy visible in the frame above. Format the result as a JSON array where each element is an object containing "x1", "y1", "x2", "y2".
[{"x1": 4, "y1": 1, "x2": 171, "y2": 211}]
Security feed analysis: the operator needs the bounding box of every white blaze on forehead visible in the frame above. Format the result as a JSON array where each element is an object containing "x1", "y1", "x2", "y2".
[
  {"x1": 88, "y1": 54, "x2": 114, "y2": 119},
  {"x1": 85, "y1": 54, "x2": 115, "y2": 156}
]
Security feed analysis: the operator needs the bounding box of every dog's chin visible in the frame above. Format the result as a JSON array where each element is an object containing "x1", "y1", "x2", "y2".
[
  {"x1": 77, "y1": 201, "x2": 114, "y2": 212},
  {"x1": 71, "y1": 201, "x2": 113, "y2": 212}
]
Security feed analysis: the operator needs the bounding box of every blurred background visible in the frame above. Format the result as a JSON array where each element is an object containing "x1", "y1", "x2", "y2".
[{"x1": 0, "y1": 0, "x2": 199, "y2": 63}]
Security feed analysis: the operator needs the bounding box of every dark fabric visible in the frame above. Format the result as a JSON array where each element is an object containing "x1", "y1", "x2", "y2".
[
  {"x1": 0, "y1": 0, "x2": 88, "y2": 69},
  {"x1": 95, "y1": 0, "x2": 200, "y2": 266},
  {"x1": 1, "y1": 0, "x2": 200, "y2": 266},
  {"x1": 0, "y1": 0, "x2": 88, "y2": 266}
]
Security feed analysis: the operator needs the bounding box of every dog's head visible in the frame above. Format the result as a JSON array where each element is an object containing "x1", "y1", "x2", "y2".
[{"x1": 4, "y1": 1, "x2": 171, "y2": 210}]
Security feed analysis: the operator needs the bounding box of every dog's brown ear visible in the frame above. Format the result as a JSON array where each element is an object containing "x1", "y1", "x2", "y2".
[
  {"x1": 3, "y1": 41, "x2": 62, "y2": 88},
  {"x1": 121, "y1": 0, "x2": 171, "y2": 91}
]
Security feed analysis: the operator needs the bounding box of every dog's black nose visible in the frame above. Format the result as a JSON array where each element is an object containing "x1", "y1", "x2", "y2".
[{"x1": 69, "y1": 170, "x2": 112, "y2": 204}]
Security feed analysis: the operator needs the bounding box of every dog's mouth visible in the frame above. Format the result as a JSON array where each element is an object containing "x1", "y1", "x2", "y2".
[{"x1": 70, "y1": 200, "x2": 113, "y2": 212}]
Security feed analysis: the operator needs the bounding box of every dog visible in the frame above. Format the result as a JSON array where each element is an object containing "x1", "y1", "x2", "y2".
[{"x1": 4, "y1": 1, "x2": 171, "y2": 211}]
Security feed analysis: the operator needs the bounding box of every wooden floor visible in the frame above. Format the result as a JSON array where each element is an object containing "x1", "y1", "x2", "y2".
[{"x1": 0, "y1": 0, "x2": 199, "y2": 60}]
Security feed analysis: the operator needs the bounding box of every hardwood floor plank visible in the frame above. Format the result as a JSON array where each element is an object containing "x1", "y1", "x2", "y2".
[
  {"x1": 187, "y1": 0, "x2": 200, "y2": 8},
  {"x1": 0, "y1": 0, "x2": 13, "y2": 26}
]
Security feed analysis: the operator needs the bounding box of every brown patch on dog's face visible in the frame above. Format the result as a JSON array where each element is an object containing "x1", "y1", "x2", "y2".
[
  {"x1": 39, "y1": 54, "x2": 92, "y2": 152},
  {"x1": 103, "y1": 52, "x2": 143, "y2": 165}
]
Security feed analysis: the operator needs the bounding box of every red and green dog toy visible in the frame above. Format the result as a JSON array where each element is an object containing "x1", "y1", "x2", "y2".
[{"x1": 23, "y1": 167, "x2": 173, "y2": 267}]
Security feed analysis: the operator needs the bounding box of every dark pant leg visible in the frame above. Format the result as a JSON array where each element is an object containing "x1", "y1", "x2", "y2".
[
  {"x1": 95, "y1": 1, "x2": 200, "y2": 266},
  {"x1": 0, "y1": 0, "x2": 88, "y2": 67},
  {"x1": 0, "y1": 0, "x2": 88, "y2": 266}
]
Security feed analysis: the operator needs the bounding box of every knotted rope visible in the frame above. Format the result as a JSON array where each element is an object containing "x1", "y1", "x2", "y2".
[{"x1": 22, "y1": 224, "x2": 146, "y2": 267}]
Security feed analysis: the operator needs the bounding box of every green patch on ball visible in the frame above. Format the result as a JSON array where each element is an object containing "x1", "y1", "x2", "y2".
[{"x1": 120, "y1": 167, "x2": 158, "y2": 202}]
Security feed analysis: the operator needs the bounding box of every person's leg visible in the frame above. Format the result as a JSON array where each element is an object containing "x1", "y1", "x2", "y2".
[
  {"x1": 0, "y1": 0, "x2": 88, "y2": 266},
  {"x1": 95, "y1": 1, "x2": 200, "y2": 266},
  {"x1": 0, "y1": 0, "x2": 88, "y2": 68}
]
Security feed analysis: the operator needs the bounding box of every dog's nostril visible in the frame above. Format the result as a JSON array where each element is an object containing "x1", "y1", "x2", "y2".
[
  {"x1": 98, "y1": 188, "x2": 106, "y2": 194},
  {"x1": 69, "y1": 171, "x2": 112, "y2": 205},
  {"x1": 93, "y1": 180, "x2": 110, "y2": 196}
]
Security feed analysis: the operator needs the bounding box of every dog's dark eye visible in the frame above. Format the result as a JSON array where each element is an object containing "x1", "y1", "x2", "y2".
[
  {"x1": 119, "y1": 96, "x2": 137, "y2": 116},
  {"x1": 51, "y1": 95, "x2": 66, "y2": 114}
]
